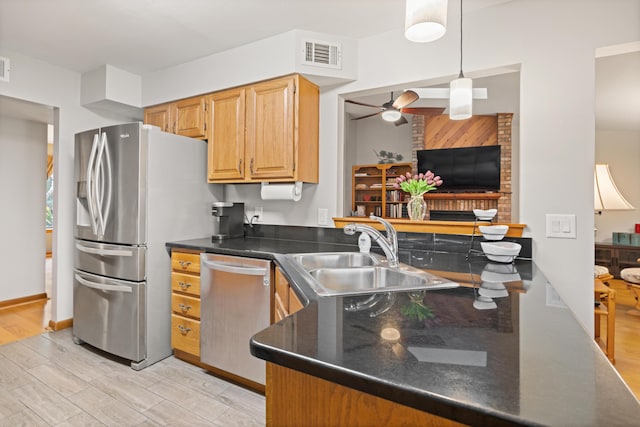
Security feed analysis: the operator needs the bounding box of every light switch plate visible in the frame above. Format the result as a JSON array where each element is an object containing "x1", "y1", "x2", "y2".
[
  {"x1": 318, "y1": 208, "x2": 329, "y2": 226},
  {"x1": 545, "y1": 214, "x2": 576, "y2": 238}
]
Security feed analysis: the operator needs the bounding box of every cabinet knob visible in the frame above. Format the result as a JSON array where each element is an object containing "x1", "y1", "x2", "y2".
[
  {"x1": 178, "y1": 260, "x2": 192, "y2": 268},
  {"x1": 178, "y1": 303, "x2": 192, "y2": 312},
  {"x1": 178, "y1": 281, "x2": 192, "y2": 290},
  {"x1": 177, "y1": 325, "x2": 192, "y2": 335}
]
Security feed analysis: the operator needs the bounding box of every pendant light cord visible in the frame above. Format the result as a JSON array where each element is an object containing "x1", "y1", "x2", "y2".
[{"x1": 459, "y1": 0, "x2": 464, "y2": 79}]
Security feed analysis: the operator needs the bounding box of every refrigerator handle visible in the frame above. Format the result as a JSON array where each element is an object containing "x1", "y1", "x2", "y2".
[
  {"x1": 95, "y1": 132, "x2": 113, "y2": 238},
  {"x1": 86, "y1": 133, "x2": 100, "y2": 236},
  {"x1": 75, "y1": 274, "x2": 133, "y2": 293},
  {"x1": 75, "y1": 242, "x2": 134, "y2": 257}
]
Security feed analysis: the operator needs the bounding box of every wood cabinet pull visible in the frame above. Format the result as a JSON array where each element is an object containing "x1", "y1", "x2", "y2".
[
  {"x1": 178, "y1": 260, "x2": 192, "y2": 268},
  {"x1": 178, "y1": 281, "x2": 191, "y2": 290},
  {"x1": 177, "y1": 325, "x2": 192, "y2": 335},
  {"x1": 250, "y1": 158, "x2": 254, "y2": 174},
  {"x1": 178, "y1": 303, "x2": 191, "y2": 312}
]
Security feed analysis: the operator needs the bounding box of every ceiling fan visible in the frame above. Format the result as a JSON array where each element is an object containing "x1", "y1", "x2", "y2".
[{"x1": 345, "y1": 91, "x2": 443, "y2": 126}]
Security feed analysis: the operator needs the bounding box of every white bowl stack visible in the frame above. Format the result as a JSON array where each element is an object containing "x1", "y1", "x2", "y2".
[
  {"x1": 478, "y1": 225, "x2": 508, "y2": 241},
  {"x1": 480, "y1": 241, "x2": 522, "y2": 263},
  {"x1": 473, "y1": 209, "x2": 497, "y2": 221}
]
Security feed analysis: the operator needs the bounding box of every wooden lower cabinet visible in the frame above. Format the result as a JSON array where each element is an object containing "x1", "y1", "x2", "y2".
[
  {"x1": 170, "y1": 250, "x2": 202, "y2": 357},
  {"x1": 266, "y1": 363, "x2": 465, "y2": 427},
  {"x1": 273, "y1": 267, "x2": 303, "y2": 323}
]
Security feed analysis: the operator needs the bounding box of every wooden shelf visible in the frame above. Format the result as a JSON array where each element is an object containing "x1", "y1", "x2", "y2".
[{"x1": 333, "y1": 216, "x2": 525, "y2": 237}]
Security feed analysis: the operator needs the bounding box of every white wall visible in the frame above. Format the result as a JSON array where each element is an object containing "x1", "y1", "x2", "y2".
[
  {"x1": 0, "y1": 51, "x2": 129, "y2": 322},
  {"x1": 0, "y1": 117, "x2": 47, "y2": 300},
  {"x1": 595, "y1": 129, "x2": 640, "y2": 241}
]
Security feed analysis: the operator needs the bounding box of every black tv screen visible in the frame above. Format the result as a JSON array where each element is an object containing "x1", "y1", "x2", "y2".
[{"x1": 416, "y1": 145, "x2": 501, "y2": 192}]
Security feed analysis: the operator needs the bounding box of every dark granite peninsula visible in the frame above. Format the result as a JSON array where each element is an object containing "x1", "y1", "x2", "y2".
[{"x1": 167, "y1": 225, "x2": 640, "y2": 426}]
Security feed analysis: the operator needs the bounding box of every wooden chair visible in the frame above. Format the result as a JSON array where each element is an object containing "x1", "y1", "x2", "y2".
[{"x1": 594, "y1": 278, "x2": 615, "y2": 364}]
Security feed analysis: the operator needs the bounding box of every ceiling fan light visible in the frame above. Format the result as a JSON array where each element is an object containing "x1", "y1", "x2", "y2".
[
  {"x1": 449, "y1": 76, "x2": 472, "y2": 120},
  {"x1": 381, "y1": 108, "x2": 402, "y2": 122},
  {"x1": 405, "y1": 0, "x2": 448, "y2": 43}
]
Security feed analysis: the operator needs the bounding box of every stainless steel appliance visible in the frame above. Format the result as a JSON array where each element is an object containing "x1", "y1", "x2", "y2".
[
  {"x1": 200, "y1": 253, "x2": 272, "y2": 385},
  {"x1": 211, "y1": 202, "x2": 244, "y2": 240},
  {"x1": 73, "y1": 122, "x2": 219, "y2": 370}
]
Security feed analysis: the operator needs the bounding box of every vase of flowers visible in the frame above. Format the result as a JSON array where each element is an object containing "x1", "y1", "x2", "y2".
[{"x1": 394, "y1": 170, "x2": 443, "y2": 221}]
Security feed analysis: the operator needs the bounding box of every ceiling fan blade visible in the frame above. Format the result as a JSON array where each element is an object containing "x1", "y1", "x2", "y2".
[
  {"x1": 400, "y1": 107, "x2": 446, "y2": 116},
  {"x1": 345, "y1": 99, "x2": 383, "y2": 109},
  {"x1": 392, "y1": 90, "x2": 419, "y2": 109},
  {"x1": 394, "y1": 115, "x2": 408, "y2": 126},
  {"x1": 351, "y1": 111, "x2": 383, "y2": 121}
]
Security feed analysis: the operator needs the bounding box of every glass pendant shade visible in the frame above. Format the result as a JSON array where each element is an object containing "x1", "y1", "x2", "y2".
[
  {"x1": 405, "y1": 0, "x2": 448, "y2": 43},
  {"x1": 449, "y1": 76, "x2": 472, "y2": 120},
  {"x1": 594, "y1": 164, "x2": 634, "y2": 211}
]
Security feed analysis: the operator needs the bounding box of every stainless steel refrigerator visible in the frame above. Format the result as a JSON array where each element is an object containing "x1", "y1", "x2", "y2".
[{"x1": 73, "y1": 122, "x2": 219, "y2": 370}]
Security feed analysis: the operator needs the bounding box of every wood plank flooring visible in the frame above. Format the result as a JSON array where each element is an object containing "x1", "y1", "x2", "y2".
[{"x1": 0, "y1": 329, "x2": 266, "y2": 426}]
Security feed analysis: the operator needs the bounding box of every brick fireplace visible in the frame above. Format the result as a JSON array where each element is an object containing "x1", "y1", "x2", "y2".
[{"x1": 411, "y1": 113, "x2": 514, "y2": 223}]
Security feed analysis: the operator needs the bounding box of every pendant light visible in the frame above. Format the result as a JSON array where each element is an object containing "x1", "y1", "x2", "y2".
[
  {"x1": 449, "y1": 0, "x2": 472, "y2": 120},
  {"x1": 405, "y1": 0, "x2": 448, "y2": 43}
]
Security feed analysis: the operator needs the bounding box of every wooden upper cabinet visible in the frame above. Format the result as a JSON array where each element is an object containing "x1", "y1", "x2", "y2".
[
  {"x1": 174, "y1": 96, "x2": 207, "y2": 139},
  {"x1": 143, "y1": 95, "x2": 207, "y2": 139},
  {"x1": 207, "y1": 74, "x2": 319, "y2": 184},
  {"x1": 246, "y1": 77, "x2": 296, "y2": 180},
  {"x1": 207, "y1": 88, "x2": 246, "y2": 181},
  {"x1": 144, "y1": 104, "x2": 172, "y2": 133}
]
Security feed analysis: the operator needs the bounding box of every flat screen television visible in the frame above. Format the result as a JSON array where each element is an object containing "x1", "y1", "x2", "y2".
[{"x1": 416, "y1": 145, "x2": 501, "y2": 192}]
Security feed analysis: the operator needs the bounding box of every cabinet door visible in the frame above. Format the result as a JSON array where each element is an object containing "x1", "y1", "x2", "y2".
[
  {"x1": 208, "y1": 88, "x2": 246, "y2": 182},
  {"x1": 174, "y1": 96, "x2": 207, "y2": 138},
  {"x1": 246, "y1": 76, "x2": 295, "y2": 180},
  {"x1": 144, "y1": 104, "x2": 172, "y2": 133}
]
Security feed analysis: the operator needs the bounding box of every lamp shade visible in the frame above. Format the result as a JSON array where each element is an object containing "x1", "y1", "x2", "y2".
[
  {"x1": 449, "y1": 76, "x2": 472, "y2": 120},
  {"x1": 594, "y1": 164, "x2": 634, "y2": 211},
  {"x1": 405, "y1": 0, "x2": 448, "y2": 43},
  {"x1": 381, "y1": 108, "x2": 402, "y2": 122}
]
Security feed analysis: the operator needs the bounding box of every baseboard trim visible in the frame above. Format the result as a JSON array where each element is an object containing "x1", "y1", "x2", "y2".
[
  {"x1": 0, "y1": 293, "x2": 48, "y2": 309},
  {"x1": 49, "y1": 318, "x2": 73, "y2": 331}
]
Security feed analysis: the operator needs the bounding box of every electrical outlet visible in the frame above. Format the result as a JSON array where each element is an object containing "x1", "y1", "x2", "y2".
[
  {"x1": 254, "y1": 207, "x2": 263, "y2": 222},
  {"x1": 318, "y1": 208, "x2": 329, "y2": 226}
]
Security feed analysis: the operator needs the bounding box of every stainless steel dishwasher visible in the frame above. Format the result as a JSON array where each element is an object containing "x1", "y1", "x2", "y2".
[{"x1": 200, "y1": 253, "x2": 272, "y2": 386}]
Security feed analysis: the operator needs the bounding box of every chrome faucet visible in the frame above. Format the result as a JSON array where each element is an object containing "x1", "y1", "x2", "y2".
[{"x1": 344, "y1": 215, "x2": 399, "y2": 267}]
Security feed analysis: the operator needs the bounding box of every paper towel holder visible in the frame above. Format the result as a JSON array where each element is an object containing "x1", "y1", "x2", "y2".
[{"x1": 260, "y1": 181, "x2": 303, "y2": 201}]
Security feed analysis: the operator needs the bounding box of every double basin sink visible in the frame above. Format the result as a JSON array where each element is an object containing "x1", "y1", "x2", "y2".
[{"x1": 286, "y1": 252, "x2": 458, "y2": 297}]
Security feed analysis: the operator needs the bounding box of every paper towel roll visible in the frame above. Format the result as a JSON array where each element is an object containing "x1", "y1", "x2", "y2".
[{"x1": 260, "y1": 182, "x2": 302, "y2": 201}]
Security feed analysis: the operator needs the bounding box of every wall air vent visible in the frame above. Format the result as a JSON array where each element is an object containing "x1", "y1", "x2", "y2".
[
  {"x1": 302, "y1": 40, "x2": 342, "y2": 69},
  {"x1": 0, "y1": 57, "x2": 9, "y2": 82}
]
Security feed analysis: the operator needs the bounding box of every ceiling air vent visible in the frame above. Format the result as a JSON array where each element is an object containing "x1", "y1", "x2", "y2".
[
  {"x1": 0, "y1": 57, "x2": 10, "y2": 82},
  {"x1": 302, "y1": 40, "x2": 342, "y2": 69}
]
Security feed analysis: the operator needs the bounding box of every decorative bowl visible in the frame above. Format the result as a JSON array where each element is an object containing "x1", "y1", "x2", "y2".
[
  {"x1": 473, "y1": 209, "x2": 497, "y2": 221},
  {"x1": 473, "y1": 295, "x2": 497, "y2": 310},
  {"x1": 480, "y1": 241, "x2": 521, "y2": 263},
  {"x1": 478, "y1": 282, "x2": 509, "y2": 298},
  {"x1": 478, "y1": 225, "x2": 508, "y2": 241},
  {"x1": 481, "y1": 263, "x2": 521, "y2": 283}
]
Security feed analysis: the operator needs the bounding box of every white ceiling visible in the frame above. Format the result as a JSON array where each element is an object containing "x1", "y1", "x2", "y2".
[{"x1": 0, "y1": 0, "x2": 638, "y2": 131}]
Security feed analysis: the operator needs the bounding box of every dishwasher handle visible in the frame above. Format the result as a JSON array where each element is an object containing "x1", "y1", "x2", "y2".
[{"x1": 202, "y1": 259, "x2": 268, "y2": 277}]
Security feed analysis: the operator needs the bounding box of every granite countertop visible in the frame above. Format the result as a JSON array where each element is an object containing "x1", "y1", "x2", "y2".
[{"x1": 167, "y1": 227, "x2": 640, "y2": 426}]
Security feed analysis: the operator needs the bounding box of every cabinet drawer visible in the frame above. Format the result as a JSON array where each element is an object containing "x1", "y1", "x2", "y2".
[
  {"x1": 171, "y1": 272, "x2": 201, "y2": 296},
  {"x1": 171, "y1": 252, "x2": 201, "y2": 274},
  {"x1": 171, "y1": 315, "x2": 200, "y2": 357},
  {"x1": 171, "y1": 293, "x2": 201, "y2": 319}
]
